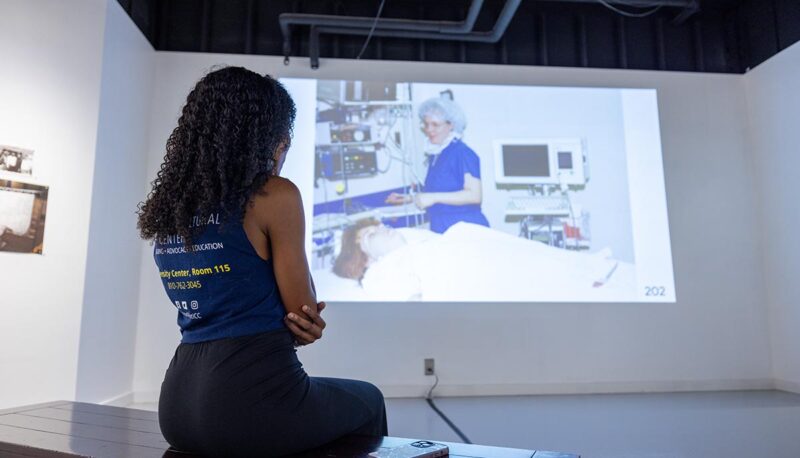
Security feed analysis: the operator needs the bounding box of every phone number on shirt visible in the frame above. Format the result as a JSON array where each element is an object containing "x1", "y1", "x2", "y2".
[{"x1": 167, "y1": 280, "x2": 203, "y2": 290}]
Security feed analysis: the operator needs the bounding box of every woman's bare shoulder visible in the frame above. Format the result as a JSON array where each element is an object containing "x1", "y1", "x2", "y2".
[
  {"x1": 261, "y1": 175, "x2": 300, "y2": 196},
  {"x1": 250, "y1": 176, "x2": 303, "y2": 226}
]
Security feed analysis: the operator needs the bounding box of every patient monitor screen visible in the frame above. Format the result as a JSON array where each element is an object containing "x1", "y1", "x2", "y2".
[
  {"x1": 280, "y1": 78, "x2": 675, "y2": 303},
  {"x1": 503, "y1": 145, "x2": 550, "y2": 177}
]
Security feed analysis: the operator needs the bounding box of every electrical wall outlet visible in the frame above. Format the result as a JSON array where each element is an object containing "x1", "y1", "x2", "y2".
[{"x1": 424, "y1": 358, "x2": 435, "y2": 376}]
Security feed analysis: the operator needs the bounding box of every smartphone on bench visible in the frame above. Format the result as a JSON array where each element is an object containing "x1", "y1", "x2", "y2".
[{"x1": 368, "y1": 440, "x2": 449, "y2": 457}]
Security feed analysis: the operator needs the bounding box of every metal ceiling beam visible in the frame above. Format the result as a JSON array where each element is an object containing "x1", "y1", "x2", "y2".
[
  {"x1": 306, "y1": 0, "x2": 522, "y2": 69},
  {"x1": 280, "y1": 0, "x2": 485, "y2": 59},
  {"x1": 121, "y1": 0, "x2": 786, "y2": 74},
  {"x1": 286, "y1": 0, "x2": 703, "y2": 69}
]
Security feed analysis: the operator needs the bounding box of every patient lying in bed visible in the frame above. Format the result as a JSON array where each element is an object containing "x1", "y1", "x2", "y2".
[{"x1": 331, "y1": 219, "x2": 628, "y2": 302}]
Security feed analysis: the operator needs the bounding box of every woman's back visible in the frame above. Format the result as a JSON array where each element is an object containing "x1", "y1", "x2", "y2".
[
  {"x1": 153, "y1": 211, "x2": 286, "y2": 343},
  {"x1": 138, "y1": 67, "x2": 387, "y2": 457}
]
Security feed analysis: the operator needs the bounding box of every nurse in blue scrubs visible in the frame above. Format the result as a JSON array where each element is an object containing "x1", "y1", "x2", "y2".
[{"x1": 386, "y1": 97, "x2": 490, "y2": 233}]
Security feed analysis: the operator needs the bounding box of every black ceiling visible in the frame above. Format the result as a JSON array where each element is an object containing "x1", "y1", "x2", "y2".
[{"x1": 118, "y1": 0, "x2": 800, "y2": 73}]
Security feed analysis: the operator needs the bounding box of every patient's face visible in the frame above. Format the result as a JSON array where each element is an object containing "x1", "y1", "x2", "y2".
[{"x1": 357, "y1": 224, "x2": 407, "y2": 261}]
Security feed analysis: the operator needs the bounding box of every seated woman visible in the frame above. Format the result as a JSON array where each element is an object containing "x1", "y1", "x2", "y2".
[
  {"x1": 137, "y1": 67, "x2": 387, "y2": 457},
  {"x1": 333, "y1": 219, "x2": 625, "y2": 302}
]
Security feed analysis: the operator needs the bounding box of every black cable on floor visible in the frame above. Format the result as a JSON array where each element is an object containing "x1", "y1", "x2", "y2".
[{"x1": 425, "y1": 374, "x2": 472, "y2": 444}]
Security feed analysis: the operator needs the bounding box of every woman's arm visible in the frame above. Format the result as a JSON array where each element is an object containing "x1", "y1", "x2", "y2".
[
  {"x1": 415, "y1": 173, "x2": 482, "y2": 209},
  {"x1": 385, "y1": 192, "x2": 413, "y2": 205},
  {"x1": 254, "y1": 177, "x2": 317, "y2": 320}
]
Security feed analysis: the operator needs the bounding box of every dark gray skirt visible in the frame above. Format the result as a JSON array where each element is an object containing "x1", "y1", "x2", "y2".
[{"x1": 158, "y1": 328, "x2": 387, "y2": 457}]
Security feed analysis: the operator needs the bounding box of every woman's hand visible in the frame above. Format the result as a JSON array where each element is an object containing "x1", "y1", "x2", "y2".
[
  {"x1": 285, "y1": 301, "x2": 327, "y2": 346},
  {"x1": 385, "y1": 192, "x2": 411, "y2": 205}
]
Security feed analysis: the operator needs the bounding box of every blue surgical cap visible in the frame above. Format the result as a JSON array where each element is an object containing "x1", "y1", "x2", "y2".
[{"x1": 417, "y1": 97, "x2": 467, "y2": 134}]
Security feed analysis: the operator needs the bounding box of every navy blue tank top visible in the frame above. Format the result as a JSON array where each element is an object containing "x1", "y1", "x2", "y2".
[{"x1": 153, "y1": 212, "x2": 286, "y2": 343}]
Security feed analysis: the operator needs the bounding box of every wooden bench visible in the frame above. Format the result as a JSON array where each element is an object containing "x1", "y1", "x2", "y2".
[{"x1": 0, "y1": 401, "x2": 579, "y2": 457}]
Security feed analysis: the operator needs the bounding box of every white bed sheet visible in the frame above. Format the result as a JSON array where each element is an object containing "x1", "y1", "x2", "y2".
[{"x1": 312, "y1": 223, "x2": 638, "y2": 303}]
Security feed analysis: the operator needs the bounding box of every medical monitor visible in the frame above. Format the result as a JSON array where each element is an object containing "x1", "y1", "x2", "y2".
[
  {"x1": 503, "y1": 144, "x2": 550, "y2": 177},
  {"x1": 494, "y1": 138, "x2": 586, "y2": 186},
  {"x1": 319, "y1": 80, "x2": 409, "y2": 105}
]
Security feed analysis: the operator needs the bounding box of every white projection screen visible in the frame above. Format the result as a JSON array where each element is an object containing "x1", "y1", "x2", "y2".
[{"x1": 280, "y1": 78, "x2": 675, "y2": 303}]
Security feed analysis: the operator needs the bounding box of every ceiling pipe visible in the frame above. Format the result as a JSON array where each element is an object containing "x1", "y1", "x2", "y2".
[
  {"x1": 547, "y1": 0, "x2": 699, "y2": 23},
  {"x1": 307, "y1": 0, "x2": 522, "y2": 69},
  {"x1": 280, "y1": 0, "x2": 485, "y2": 63},
  {"x1": 295, "y1": 0, "x2": 697, "y2": 69},
  {"x1": 547, "y1": 0, "x2": 692, "y2": 6},
  {"x1": 671, "y1": 0, "x2": 700, "y2": 24}
]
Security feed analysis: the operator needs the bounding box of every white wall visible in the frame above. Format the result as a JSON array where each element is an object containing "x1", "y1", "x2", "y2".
[
  {"x1": 744, "y1": 41, "x2": 800, "y2": 393},
  {"x1": 75, "y1": 0, "x2": 154, "y2": 405},
  {"x1": 133, "y1": 53, "x2": 773, "y2": 399},
  {"x1": 0, "y1": 0, "x2": 107, "y2": 409},
  {"x1": 2, "y1": 0, "x2": 788, "y2": 411}
]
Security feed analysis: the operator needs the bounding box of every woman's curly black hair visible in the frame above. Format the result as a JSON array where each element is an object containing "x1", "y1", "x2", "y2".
[{"x1": 137, "y1": 66, "x2": 296, "y2": 245}]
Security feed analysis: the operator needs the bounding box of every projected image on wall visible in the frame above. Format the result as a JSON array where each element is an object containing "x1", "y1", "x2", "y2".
[{"x1": 284, "y1": 79, "x2": 674, "y2": 302}]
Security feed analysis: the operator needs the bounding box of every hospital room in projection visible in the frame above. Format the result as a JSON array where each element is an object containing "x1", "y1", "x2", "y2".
[{"x1": 281, "y1": 78, "x2": 674, "y2": 303}]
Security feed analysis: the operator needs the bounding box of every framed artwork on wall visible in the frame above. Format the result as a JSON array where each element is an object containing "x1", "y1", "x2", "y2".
[{"x1": 0, "y1": 180, "x2": 48, "y2": 254}]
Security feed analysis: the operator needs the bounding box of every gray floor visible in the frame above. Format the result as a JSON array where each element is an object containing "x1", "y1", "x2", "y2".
[{"x1": 129, "y1": 390, "x2": 800, "y2": 458}]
